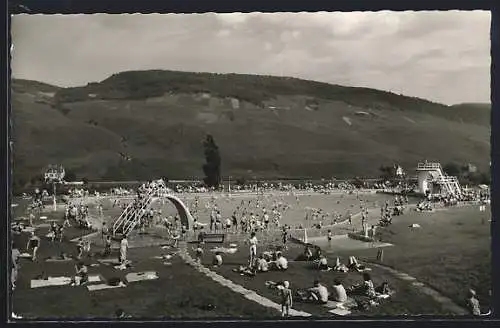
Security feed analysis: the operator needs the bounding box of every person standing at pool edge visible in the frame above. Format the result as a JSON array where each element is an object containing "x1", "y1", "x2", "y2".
[
  {"x1": 120, "y1": 234, "x2": 129, "y2": 264},
  {"x1": 248, "y1": 232, "x2": 258, "y2": 267}
]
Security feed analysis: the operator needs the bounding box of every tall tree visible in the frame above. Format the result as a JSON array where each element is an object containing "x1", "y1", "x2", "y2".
[{"x1": 202, "y1": 134, "x2": 221, "y2": 188}]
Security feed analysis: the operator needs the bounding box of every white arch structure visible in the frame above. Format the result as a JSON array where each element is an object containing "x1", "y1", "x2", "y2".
[{"x1": 163, "y1": 194, "x2": 195, "y2": 230}]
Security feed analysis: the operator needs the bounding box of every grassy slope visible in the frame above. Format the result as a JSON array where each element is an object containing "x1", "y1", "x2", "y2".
[
  {"x1": 11, "y1": 71, "x2": 491, "y2": 185},
  {"x1": 343, "y1": 206, "x2": 491, "y2": 312}
]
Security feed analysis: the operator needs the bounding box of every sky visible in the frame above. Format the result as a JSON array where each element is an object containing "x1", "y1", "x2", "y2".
[{"x1": 11, "y1": 11, "x2": 491, "y2": 105}]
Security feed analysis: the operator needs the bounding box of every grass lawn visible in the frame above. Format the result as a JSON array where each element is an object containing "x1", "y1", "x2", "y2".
[
  {"x1": 340, "y1": 206, "x2": 491, "y2": 313},
  {"x1": 11, "y1": 194, "x2": 490, "y2": 319},
  {"x1": 189, "y1": 238, "x2": 453, "y2": 317},
  {"x1": 11, "y1": 230, "x2": 278, "y2": 319}
]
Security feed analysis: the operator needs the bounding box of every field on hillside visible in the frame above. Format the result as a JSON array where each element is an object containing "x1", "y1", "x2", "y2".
[{"x1": 11, "y1": 72, "x2": 490, "y2": 187}]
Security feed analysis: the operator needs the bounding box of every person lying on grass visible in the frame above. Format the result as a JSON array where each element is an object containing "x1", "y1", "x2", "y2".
[
  {"x1": 333, "y1": 257, "x2": 349, "y2": 272},
  {"x1": 115, "y1": 308, "x2": 131, "y2": 319},
  {"x1": 347, "y1": 256, "x2": 367, "y2": 272}
]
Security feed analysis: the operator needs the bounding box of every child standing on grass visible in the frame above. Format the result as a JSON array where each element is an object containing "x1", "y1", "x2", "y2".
[
  {"x1": 103, "y1": 235, "x2": 112, "y2": 257},
  {"x1": 76, "y1": 238, "x2": 84, "y2": 259},
  {"x1": 466, "y1": 289, "x2": 481, "y2": 316},
  {"x1": 27, "y1": 232, "x2": 40, "y2": 262},
  {"x1": 248, "y1": 232, "x2": 258, "y2": 267},
  {"x1": 195, "y1": 242, "x2": 204, "y2": 263},
  {"x1": 280, "y1": 280, "x2": 293, "y2": 317},
  {"x1": 120, "y1": 235, "x2": 129, "y2": 264}
]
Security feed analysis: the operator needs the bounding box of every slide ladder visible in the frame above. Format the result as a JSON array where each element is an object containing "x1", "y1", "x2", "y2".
[
  {"x1": 417, "y1": 162, "x2": 462, "y2": 197},
  {"x1": 112, "y1": 183, "x2": 164, "y2": 237}
]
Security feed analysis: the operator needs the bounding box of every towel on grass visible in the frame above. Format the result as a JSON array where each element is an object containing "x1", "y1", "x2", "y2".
[
  {"x1": 87, "y1": 282, "x2": 127, "y2": 291},
  {"x1": 329, "y1": 308, "x2": 352, "y2": 316},
  {"x1": 125, "y1": 271, "x2": 158, "y2": 283}
]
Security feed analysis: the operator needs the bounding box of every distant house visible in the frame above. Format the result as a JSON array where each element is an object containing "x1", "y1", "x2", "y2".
[{"x1": 467, "y1": 163, "x2": 477, "y2": 173}]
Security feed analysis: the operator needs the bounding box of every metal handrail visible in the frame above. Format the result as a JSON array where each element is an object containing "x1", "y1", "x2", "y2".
[
  {"x1": 417, "y1": 162, "x2": 442, "y2": 170},
  {"x1": 122, "y1": 195, "x2": 155, "y2": 235},
  {"x1": 112, "y1": 186, "x2": 155, "y2": 235},
  {"x1": 112, "y1": 200, "x2": 136, "y2": 235}
]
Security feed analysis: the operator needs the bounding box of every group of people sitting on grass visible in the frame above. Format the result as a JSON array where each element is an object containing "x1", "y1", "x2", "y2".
[
  {"x1": 268, "y1": 273, "x2": 395, "y2": 317},
  {"x1": 416, "y1": 200, "x2": 433, "y2": 212},
  {"x1": 230, "y1": 248, "x2": 290, "y2": 276}
]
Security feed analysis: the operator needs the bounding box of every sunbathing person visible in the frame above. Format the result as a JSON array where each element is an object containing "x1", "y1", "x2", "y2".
[
  {"x1": 313, "y1": 247, "x2": 322, "y2": 260},
  {"x1": 331, "y1": 279, "x2": 348, "y2": 302},
  {"x1": 315, "y1": 255, "x2": 329, "y2": 271},
  {"x1": 303, "y1": 246, "x2": 313, "y2": 261},
  {"x1": 349, "y1": 273, "x2": 377, "y2": 298},
  {"x1": 375, "y1": 281, "x2": 395, "y2": 296},
  {"x1": 272, "y1": 252, "x2": 288, "y2": 271},
  {"x1": 333, "y1": 257, "x2": 349, "y2": 272},
  {"x1": 233, "y1": 265, "x2": 256, "y2": 277},
  {"x1": 306, "y1": 280, "x2": 329, "y2": 304},
  {"x1": 256, "y1": 255, "x2": 269, "y2": 272},
  {"x1": 212, "y1": 252, "x2": 223, "y2": 267},
  {"x1": 347, "y1": 256, "x2": 366, "y2": 271},
  {"x1": 71, "y1": 261, "x2": 89, "y2": 286}
]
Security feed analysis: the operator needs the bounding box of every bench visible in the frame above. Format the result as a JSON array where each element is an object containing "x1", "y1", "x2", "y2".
[{"x1": 197, "y1": 233, "x2": 225, "y2": 244}]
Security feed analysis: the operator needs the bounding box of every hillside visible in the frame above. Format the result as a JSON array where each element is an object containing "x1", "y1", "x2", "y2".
[{"x1": 11, "y1": 70, "x2": 491, "y2": 189}]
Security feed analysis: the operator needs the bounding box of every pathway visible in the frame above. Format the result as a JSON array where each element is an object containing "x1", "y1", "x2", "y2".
[
  {"x1": 177, "y1": 243, "x2": 311, "y2": 318},
  {"x1": 366, "y1": 261, "x2": 468, "y2": 315}
]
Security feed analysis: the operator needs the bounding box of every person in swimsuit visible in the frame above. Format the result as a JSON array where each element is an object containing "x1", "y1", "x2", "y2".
[
  {"x1": 26, "y1": 232, "x2": 40, "y2": 261},
  {"x1": 248, "y1": 232, "x2": 258, "y2": 267},
  {"x1": 280, "y1": 281, "x2": 293, "y2": 317}
]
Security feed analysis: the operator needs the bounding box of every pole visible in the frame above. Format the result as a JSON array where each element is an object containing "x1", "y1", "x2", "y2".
[
  {"x1": 53, "y1": 182, "x2": 57, "y2": 212},
  {"x1": 228, "y1": 176, "x2": 231, "y2": 195}
]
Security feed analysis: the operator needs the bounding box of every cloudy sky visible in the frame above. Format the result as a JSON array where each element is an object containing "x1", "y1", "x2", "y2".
[{"x1": 11, "y1": 11, "x2": 490, "y2": 105}]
